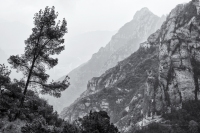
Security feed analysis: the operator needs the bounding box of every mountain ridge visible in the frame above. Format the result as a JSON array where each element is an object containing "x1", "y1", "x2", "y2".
[{"x1": 48, "y1": 7, "x2": 166, "y2": 113}]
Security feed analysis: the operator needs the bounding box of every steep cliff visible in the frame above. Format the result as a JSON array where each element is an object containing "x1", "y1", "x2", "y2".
[
  {"x1": 60, "y1": 1, "x2": 200, "y2": 132},
  {"x1": 48, "y1": 8, "x2": 166, "y2": 112},
  {"x1": 154, "y1": 0, "x2": 200, "y2": 114}
]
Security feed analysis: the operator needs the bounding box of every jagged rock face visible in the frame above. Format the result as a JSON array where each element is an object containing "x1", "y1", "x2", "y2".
[
  {"x1": 60, "y1": 1, "x2": 200, "y2": 132},
  {"x1": 48, "y1": 8, "x2": 165, "y2": 113},
  {"x1": 154, "y1": 1, "x2": 200, "y2": 113}
]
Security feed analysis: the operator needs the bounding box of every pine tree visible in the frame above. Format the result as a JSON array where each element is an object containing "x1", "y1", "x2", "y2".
[{"x1": 8, "y1": 6, "x2": 70, "y2": 106}]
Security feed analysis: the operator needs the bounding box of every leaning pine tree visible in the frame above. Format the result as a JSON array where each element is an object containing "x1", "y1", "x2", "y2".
[{"x1": 8, "y1": 6, "x2": 70, "y2": 106}]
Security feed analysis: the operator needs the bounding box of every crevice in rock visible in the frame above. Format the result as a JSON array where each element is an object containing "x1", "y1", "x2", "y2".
[
  {"x1": 165, "y1": 60, "x2": 173, "y2": 106},
  {"x1": 191, "y1": 57, "x2": 200, "y2": 101}
]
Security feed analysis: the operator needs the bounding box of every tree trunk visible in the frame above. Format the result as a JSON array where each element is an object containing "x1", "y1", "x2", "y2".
[
  {"x1": 194, "y1": 72, "x2": 199, "y2": 101},
  {"x1": 20, "y1": 26, "x2": 43, "y2": 106},
  {"x1": 20, "y1": 58, "x2": 36, "y2": 106}
]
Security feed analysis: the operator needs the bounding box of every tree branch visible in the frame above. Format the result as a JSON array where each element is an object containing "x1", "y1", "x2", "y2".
[
  {"x1": 29, "y1": 80, "x2": 43, "y2": 85},
  {"x1": 34, "y1": 25, "x2": 44, "y2": 59},
  {"x1": 35, "y1": 39, "x2": 52, "y2": 59},
  {"x1": 21, "y1": 64, "x2": 30, "y2": 71}
]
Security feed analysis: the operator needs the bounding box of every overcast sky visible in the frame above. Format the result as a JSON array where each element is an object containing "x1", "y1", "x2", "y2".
[
  {"x1": 0, "y1": 0, "x2": 191, "y2": 79},
  {"x1": 0, "y1": 0, "x2": 190, "y2": 36}
]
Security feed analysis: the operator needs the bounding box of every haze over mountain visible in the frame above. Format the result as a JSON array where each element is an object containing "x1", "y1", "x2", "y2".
[
  {"x1": 47, "y1": 30, "x2": 116, "y2": 80},
  {"x1": 0, "y1": 18, "x2": 115, "y2": 80},
  {"x1": 46, "y1": 8, "x2": 166, "y2": 113},
  {"x1": 1, "y1": 0, "x2": 200, "y2": 133},
  {"x1": 0, "y1": 0, "x2": 190, "y2": 81}
]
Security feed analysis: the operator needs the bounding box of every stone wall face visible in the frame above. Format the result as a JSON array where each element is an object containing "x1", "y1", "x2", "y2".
[{"x1": 154, "y1": 2, "x2": 200, "y2": 113}]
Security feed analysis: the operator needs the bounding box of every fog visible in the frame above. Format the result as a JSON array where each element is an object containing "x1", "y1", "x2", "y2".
[{"x1": 0, "y1": 0, "x2": 190, "y2": 80}]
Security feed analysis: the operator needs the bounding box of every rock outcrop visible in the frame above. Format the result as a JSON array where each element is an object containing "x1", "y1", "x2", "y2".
[
  {"x1": 136, "y1": 1, "x2": 200, "y2": 125},
  {"x1": 154, "y1": 1, "x2": 200, "y2": 114}
]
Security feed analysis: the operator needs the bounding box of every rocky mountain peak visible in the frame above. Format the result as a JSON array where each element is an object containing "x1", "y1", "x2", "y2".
[
  {"x1": 135, "y1": 7, "x2": 151, "y2": 16},
  {"x1": 47, "y1": 7, "x2": 166, "y2": 113},
  {"x1": 133, "y1": 7, "x2": 156, "y2": 21},
  {"x1": 59, "y1": 6, "x2": 165, "y2": 125}
]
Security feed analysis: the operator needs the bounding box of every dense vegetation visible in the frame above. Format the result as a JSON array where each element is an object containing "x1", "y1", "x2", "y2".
[
  {"x1": 0, "y1": 64, "x2": 119, "y2": 132},
  {"x1": 0, "y1": 6, "x2": 120, "y2": 133},
  {"x1": 133, "y1": 100, "x2": 200, "y2": 133},
  {"x1": 0, "y1": 80, "x2": 119, "y2": 133}
]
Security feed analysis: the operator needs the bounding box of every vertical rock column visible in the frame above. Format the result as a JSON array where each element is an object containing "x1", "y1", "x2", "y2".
[{"x1": 155, "y1": 2, "x2": 200, "y2": 113}]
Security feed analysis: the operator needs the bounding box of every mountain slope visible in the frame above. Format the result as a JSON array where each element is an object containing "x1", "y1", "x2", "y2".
[
  {"x1": 100, "y1": 9, "x2": 165, "y2": 72},
  {"x1": 60, "y1": 44, "x2": 159, "y2": 123},
  {"x1": 48, "y1": 8, "x2": 166, "y2": 113},
  {"x1": 60, "y1": 0, "x2": 200, "y2": 132}
]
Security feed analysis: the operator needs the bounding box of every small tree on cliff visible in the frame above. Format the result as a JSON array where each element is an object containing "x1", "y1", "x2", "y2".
[{"x1": 8, "y1": 6, "x2": 70, "y2": 105}]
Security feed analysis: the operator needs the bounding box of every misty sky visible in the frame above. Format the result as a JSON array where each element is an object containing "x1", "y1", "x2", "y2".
[
  {"x1": 0, "y1": 0, "x2": 190, "y2": 36},
  {"x1": 0, "y1": 0, "x2": 191, "y2": 79}
]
